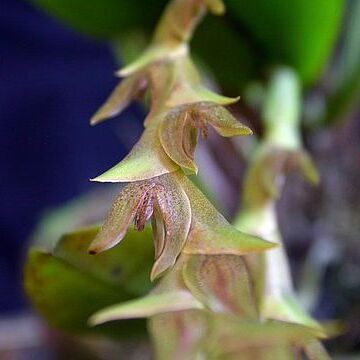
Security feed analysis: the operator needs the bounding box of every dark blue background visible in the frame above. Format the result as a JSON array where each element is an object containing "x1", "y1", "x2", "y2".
[{"x1": 0, "y1": 0, "x2": 142, "y2": 312}]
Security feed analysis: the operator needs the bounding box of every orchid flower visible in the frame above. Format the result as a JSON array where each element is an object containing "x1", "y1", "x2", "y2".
[
  {"x1": 89, "y1": 171, "x2": 275, "y2": 281},
  {"x1": 89, "y1": 253, "x2": 327, "y2": 360}
]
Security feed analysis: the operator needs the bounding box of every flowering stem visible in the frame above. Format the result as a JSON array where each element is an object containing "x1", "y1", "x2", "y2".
[
  {"x1": 234, "y1": 66, "x2": 323, "y2": 332},
  {"x1": 263, "y1": 67, "x2": 302, "y2": 150}
]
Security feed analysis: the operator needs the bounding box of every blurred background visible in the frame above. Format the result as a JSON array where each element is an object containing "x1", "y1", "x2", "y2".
[{"x1": 1, "y1": 0, "x2": 360, "y2": 358}]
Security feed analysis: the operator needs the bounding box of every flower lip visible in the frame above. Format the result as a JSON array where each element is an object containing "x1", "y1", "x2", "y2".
[{"x1": 134, "y1": 183, "x2": 157, "y2": 232}]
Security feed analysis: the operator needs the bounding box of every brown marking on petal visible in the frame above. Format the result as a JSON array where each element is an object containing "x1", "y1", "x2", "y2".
[
  {"x1": 183, "y1": 255, "x2": 258, "y2": 319},
  {"x1": 189, "y1": 106, "x2": 209, "y2": 139},
  {"x1": 88, "y1": 181, "x2": 148, "y2": 254},
  {"x1": 134, "y1": 182, "x2": 156, "y2": 231},
  {"x1": 149, "y1": 310, "x2": 206, "y2": 360},
  {"x1": 206, "y1": 256, "x2": 240, "y2": 313}
]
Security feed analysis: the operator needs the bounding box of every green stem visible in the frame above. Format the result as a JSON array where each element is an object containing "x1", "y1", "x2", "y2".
[
  {"x1": 234, "y1": 66, "x2": 306, "y2": 315},
  {"x1": 263, "y1": 67, "x2": 302, "y2": 150}
]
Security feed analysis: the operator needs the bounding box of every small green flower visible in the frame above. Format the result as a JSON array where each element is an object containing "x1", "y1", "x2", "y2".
[
  {"x1": 89, "y1": 173, "x2": 191, "y2": 281},
  {"x1": 235, "y1": 144, "x2": 324, "y2": 337},
  {"x1": 89, "y1": 252, "x2": 258, "y2": 323},
  {"x1": 159, "y1": 101, "x2": 251, "y2": 174},
  {"x1": 89, "y1": 253, "x2": 327, "y2": 360},
  {"x1": 116, "y1": 0, "x2": 224, "y2": 78},
  {"x1": 242, "y1": 144, "x2": 319, "y2": 209},
  {"x1": 90, "y1": 56, "x2": 248, "y2": 181},
  {"x1": 89, "y1": 171, "x2": 275, "y2": 281}
]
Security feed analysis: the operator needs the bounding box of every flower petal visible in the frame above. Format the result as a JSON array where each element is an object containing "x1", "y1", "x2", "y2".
[
  {"x1": 149, "y1": 310, "x2": 206, "y2": 360},
  {"x1": 242, "y1": 146, "x2": 319, "y2": 207},
  {"x1": 90, "y1": 74, "x2": 147, "y2": 125},
  {"x1": 92, "y1": 119, "x2": 179, "y2": 183},
  {"x1": 183, "y1": 255, "x2": 258, "y2": 319},
  {"x1": 89, "y1": 291, "x2": 203, "y2": 325},
  {"x1": 203, "y1": 103, "x2": 252, "y2": 137},
  {"x1": 118, "y1": 44, "x2": 188, "y2": 78},
  {"x1": 209, "y1": 316, "x2": 320, "y2": 353},
  {"x1": 159, "y1": 107, "x2": 198, "y2": 174},
  {"x1": 263, "y1": 295, "x2": 325, "y2": 337},
  {"x1": 191, "y1": 88, "x2": 240, "y2": 106},
  {"x1": 303, "y1": 339, "x2": 331, "y2": 360},
  {"x1": 295, "y1": 151, "x2": 320, "y2": 185},
  {"x1": 150, "y1": 174, "x2": 192, "y2": 281},
  {"x1": 88, "y1": 182, "x2": 146, "y2": 254},
  {"x1": 204, "y1": 0, "x2": 225, "y2": 15},
  {"x1": 165, "y1": 57, "x2": 240, "y2": 108},
  {"x1": 175, "y1": 174, "x2": 276, "y2": 255},
  {"x1": 152, "y1": 208, "x2": 166, "y2": 261}
]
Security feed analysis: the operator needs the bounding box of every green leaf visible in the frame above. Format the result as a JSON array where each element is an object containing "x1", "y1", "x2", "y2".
[
  {"x1": 24, "y1": 227, "x2": 155, "y2": 337},
  {"x1": 325, "y1": 0, "x2": 360, "y2": 125},
  {"x1": 28, "y1": 0, "x2": 167, "y2": 39},
  {"x1": 55, "y1": 226, "x2": 154, "y2": 295},
  {"x1": 227, "y1": 0, "x2": 344, "y2": 85},
  {"x1": 192, "y1": 16, "x2": 256, "y2": 92},
  {"x1": 24, "y1": 250, "x2": 146, "y2": 339}
]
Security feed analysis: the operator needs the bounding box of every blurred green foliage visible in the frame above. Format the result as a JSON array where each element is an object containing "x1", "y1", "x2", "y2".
[
  {"x1": 326, "y1": 0, "x2": 360, "y2": 124},
  {"x1": 29, "y1": 0, "x2": 344, "y2": 87},
  {"x1": 227, "y1": 0, "x2": 344, "y2": 85},
  {"x1": 24, "y1": 226, "x2": 154, "y2": 339},
  {"x1": 29, "y1": 0, "x2": 168, "y2": 38}
]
